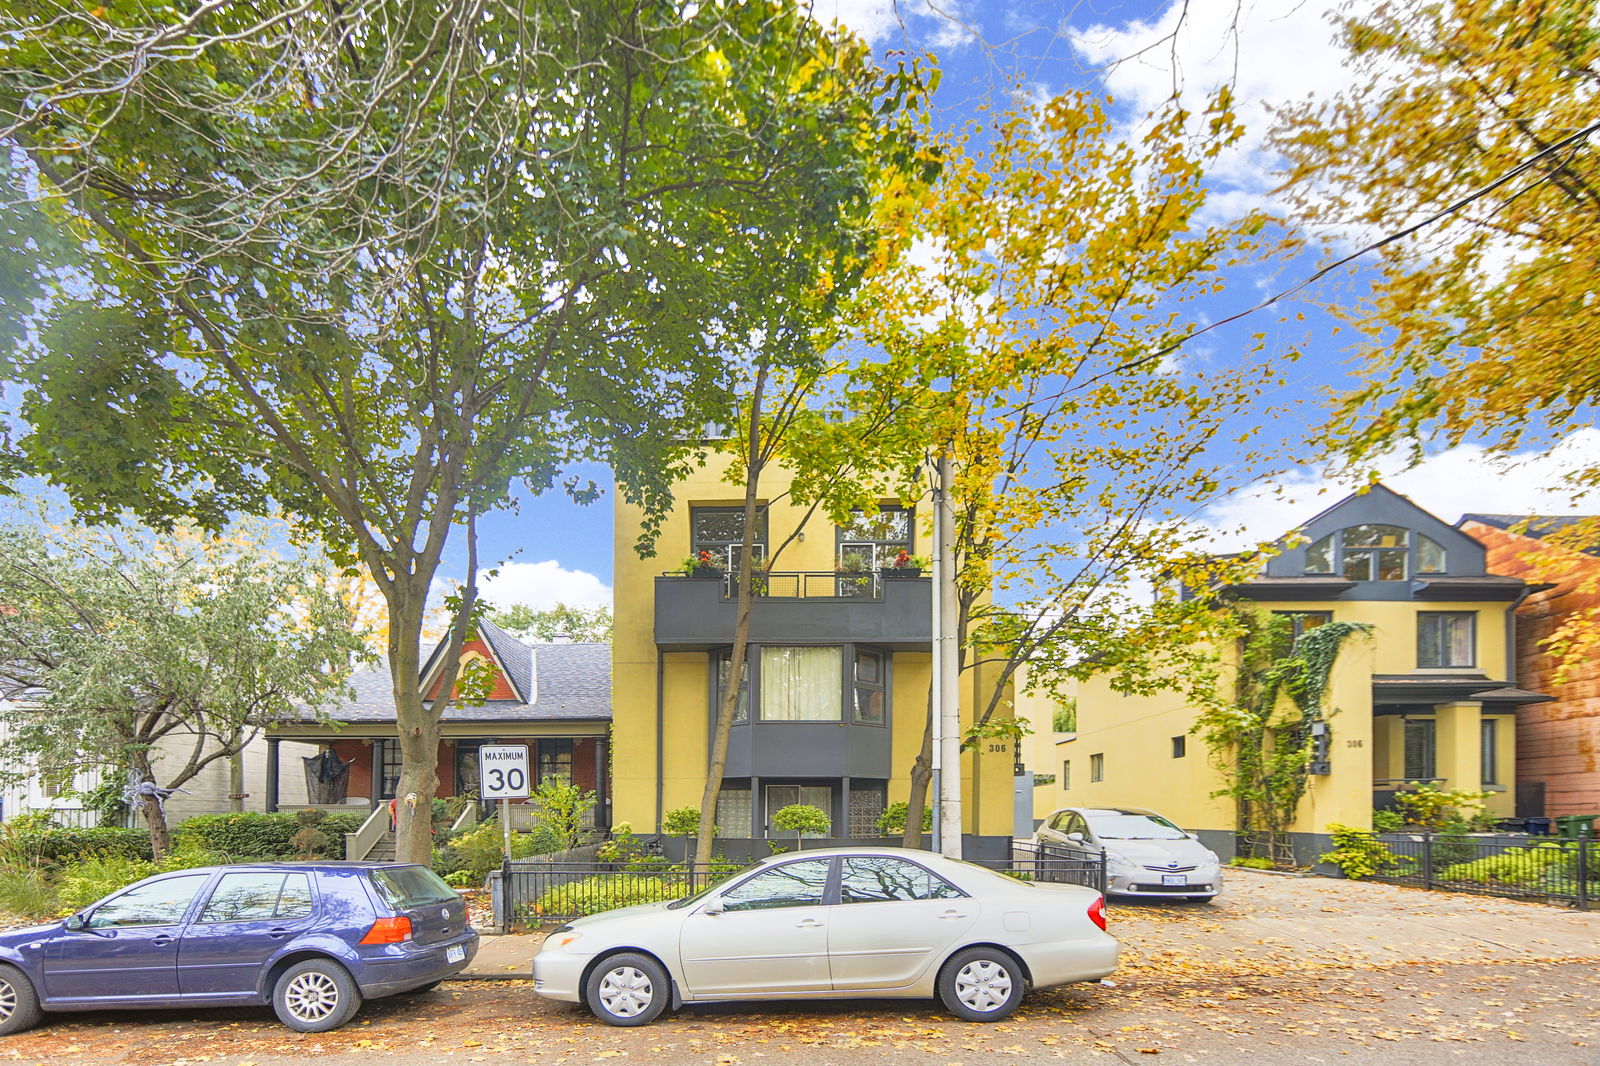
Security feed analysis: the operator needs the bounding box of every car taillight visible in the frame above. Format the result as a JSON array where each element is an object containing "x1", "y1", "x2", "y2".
[
  {"x1": 1088, "y1": 895, "x2": 1107, "y2": 931},
  {"x1": 360, "y1": 916, "x2": 413, "y2": 944}
]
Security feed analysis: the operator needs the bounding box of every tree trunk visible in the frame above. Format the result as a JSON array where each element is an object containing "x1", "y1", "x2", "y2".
[
  {"x1": 696, "y1": 361, "x2": 770, "y2": 871},
  {"x1": 132, "y1": 777, "x2": 172, "y2": 860},
  {"x1": 395, "y1": 721, "x2": 442, "y2": 863},
  {"x1": 902, "y1": 696, "x2": 934, "y2": 849}
]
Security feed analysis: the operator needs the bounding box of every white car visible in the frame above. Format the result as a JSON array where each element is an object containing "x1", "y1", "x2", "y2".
[
  {"x1": 533, "y1": 846, "x2": 1117, "y2": 1026},
  {"x1": 1035, "y1": 807, "x2": 1223, "y2": 901}
]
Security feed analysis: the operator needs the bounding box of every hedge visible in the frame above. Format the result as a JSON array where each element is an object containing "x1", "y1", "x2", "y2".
[
  {"x1": 4, "y1": 826, "x2": 153, "y2": 868},
  {"x1": 174, "y1": 811, "x2": 360, "y2": 860},
  {"x1": 531, "y1": 875, "x2": 684, "y2": 918}
]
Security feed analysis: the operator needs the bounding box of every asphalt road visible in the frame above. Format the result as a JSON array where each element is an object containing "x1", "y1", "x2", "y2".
[{"x1": 4, "y1": 873, "x2": 1596, "y2": 1066}]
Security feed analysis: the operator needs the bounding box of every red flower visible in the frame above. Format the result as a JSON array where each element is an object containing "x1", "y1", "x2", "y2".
[{"x1": 893, "y1": 550, "x2": 911, "y2": 568}]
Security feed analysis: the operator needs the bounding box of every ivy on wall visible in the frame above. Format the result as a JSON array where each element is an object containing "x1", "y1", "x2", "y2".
[{"x1": 1199, "y1": 610, "x2": 1372, "y2": 852}]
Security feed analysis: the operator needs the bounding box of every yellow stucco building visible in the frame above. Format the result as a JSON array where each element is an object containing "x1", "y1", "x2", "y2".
[
  {"x1": 611, "y1": 453, "x2": 1022, "y2": 859},
  {"x1": 1027, "y1": 486, "x2": 1545, "y2": 859}
]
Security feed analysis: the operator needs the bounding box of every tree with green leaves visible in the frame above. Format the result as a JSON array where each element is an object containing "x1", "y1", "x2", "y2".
[
  {"x1": 488, "y1": 603, "x2": 613, "y2": 645},
  {"x1": 1, "y1": 0, "x2": 932, "y2": 862},
  {"x1": 0, "y1": 522, "x2": 369, "y2": 858}
]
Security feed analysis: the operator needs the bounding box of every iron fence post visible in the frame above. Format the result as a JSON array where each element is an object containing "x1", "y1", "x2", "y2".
[
  {"x1": 500, "y1": 856, "x2": 512, "y2": 934},
  {"x1": 1421, "y1": 832, "x2": 1434, "y2": 891},
  {"x1": 1578, "y1": 827, "x2": 1591, "y2": 912},
  {"x1": 1098, "y1": 848, "x2": 1107, "y2": 896}
]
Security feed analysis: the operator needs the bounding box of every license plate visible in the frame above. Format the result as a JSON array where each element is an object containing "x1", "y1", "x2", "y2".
[
  {"x1": 446, "y1": 944, "x2": 466, "y2": 964},
  {"x1": 1161, "y1": 874, "x2": 1188, "y2": 886}
]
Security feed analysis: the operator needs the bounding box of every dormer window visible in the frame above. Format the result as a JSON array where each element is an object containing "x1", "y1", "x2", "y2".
[{"x1": 1302, "y1": 525, "x2": 1449, "y2": 581}]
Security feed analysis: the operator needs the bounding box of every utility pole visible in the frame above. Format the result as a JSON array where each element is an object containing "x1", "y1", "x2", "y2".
[{"x1": 934, "y1": 448, "x2": 962, "y2": 859}]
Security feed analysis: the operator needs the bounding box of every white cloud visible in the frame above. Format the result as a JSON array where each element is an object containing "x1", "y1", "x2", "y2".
[
  {"x1": 1067, "y1": 0, "x2": 1380, "y2": 223},
  {"x1": 810, "y1": 0, "x2": 972, "y2": 48},
  {"x1": 1197, "y1": 430, "x2": 1600, "y2": 554},
  {"x1": 475, "y1": 560, "x2": 612, "y2": 613}
]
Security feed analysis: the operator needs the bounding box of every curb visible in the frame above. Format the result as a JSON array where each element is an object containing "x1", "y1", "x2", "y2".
[
  {"x1": 1228, "y1": 865, "x2": 1314, "y2": 878},
  {"x1": 447, "y1": 973, "x2": 535, "y2": 982}
]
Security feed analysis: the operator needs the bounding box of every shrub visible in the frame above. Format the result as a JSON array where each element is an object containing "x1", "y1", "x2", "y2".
[
  {"x1": 1229, "y1": 856, "x2": 1274, "y2": 869},
  {"x1": 443, "y1": 870, "x2": 473, "y2": 888},
  {"x1": 532, "y1": 875, "x2": 683, "y2": 917},
  {"x1": 0, "y1": 867, "x2": 58, "y2": 919},
  {"x1": 57, "y1": 856, "x2": 158, "y2": 909},
  {"x1": 875, "y1": 801, "x2": 931, "y2": 836},
  {"x1": 175, "y1": 810, "x2": 346, "y2": 860},
  {"x1": 1370, "y1": 810, "x2": 1405, "y2": 834},
  {"x1": 1392, "y1": 784, "x2": 1489, "y2": 831},
  {"x1": 661, "y1": 806, "x2": 701, "y2": 838},
  {"x1": 0, "y1": 825, "x2": 152, "y2": 869},
  {"x1": 528, "y1": 777, "x2": 596, "y2": 853},
  {"x1": 1440, "y1": 843, "x2": 1570, "y2": 886},
  {"x1": 1319, "y1": 824, "x2": 1412, "y2": 880},
  {"x1": 444, "y1": 817, "x2": 543, "y2": 883}
]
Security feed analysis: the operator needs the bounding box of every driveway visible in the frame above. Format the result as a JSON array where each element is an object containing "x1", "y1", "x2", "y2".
[{"x1": 4, "y1": 870, "x2": 1596, "y2": 1065}]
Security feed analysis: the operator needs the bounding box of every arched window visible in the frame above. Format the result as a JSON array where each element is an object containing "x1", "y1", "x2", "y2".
[{"x1": 1301, "y1": 525, "x2": 1449, "y2": 581}]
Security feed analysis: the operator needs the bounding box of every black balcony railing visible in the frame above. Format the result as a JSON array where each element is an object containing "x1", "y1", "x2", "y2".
[{"x1": 664, "y1": 570, "x2": 929, "y2": 600}]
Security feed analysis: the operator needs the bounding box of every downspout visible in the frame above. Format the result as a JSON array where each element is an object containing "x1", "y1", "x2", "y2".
[{"x1": 655, "y1": 647, "x2": 665, "y2": 833}]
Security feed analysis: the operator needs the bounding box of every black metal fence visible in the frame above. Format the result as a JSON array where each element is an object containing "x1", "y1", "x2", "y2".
[
  {"x1": 1361, "y1": 831, "x2": 1596, "y2": 910},
  {"x1": 499, "y1": 844, "x2": 1108, "y2": 926}
]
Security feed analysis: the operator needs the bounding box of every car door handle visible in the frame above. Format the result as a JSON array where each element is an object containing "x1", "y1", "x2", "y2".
[
  {"x1": 795, "y1": 918, "x2": 823, "y2": 928},
  {"x1": 938, "y1": 910, "x2": 968, "y2": 920},
  {"x1": 152, "y1": 934, "x2": 176, "y2": 946},
  {"x1": 267, "y1": 928, "x2": 293, "y2": 939}
]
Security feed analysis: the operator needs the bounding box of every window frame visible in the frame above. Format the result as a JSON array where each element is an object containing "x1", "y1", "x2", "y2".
[
  {"x1": 690, "y1": 505, "x2": 768, "y2": 573},
  {"x1": 1481, "y1": 717, "x2": 1500, "y2": 786},
  {"x1": 717, "y1": 857, "x2": 834, "y2": 912},
  {"x1": 1061, "y1": 760, "x2": 1070, "y2": 790},
  {"x1": 198, "y1": 870, "x2": 316, "y2": 924},
  {"x1": 837, "y1": 855, "x2": 965, "y2": 905},
  {"x1": 1171, "y1": 735, "x2": 1186, "y2": 759},
  {"x1": 1089, "y1": 753, "x2": 1104, "y2": 783},
  {"x1": 711, "y1": 643, "x2": 890, "y2": 727},
  {"x1": 86, "y1": 873, "x2": 212, "y2": 929},
  {"x1": 1275, "y1": 610, "x2": 1334, "y2": 640},
  {"x1": 1417, "y1": 611, "x2": 1477, "y2": 668},
  {"x1": 1302, "y1": 525, "x2": 1453, "y2": 581}
]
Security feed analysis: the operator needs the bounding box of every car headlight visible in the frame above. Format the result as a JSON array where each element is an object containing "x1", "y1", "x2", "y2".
[
  {"x1": 1105, "y1": 853, "x2": 1138, "y2": 874},
  {"x1": 546, "y1": 930, "x2": 583, "y2": 951}
]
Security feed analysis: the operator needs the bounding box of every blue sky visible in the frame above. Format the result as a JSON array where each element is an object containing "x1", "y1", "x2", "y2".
[{"x1": 462, "y1": 0, "x2": 1600, "y2": 614}]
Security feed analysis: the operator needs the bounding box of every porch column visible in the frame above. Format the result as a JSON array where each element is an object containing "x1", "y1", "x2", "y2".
[
  {"x1": 594, "y1": 738, "x2": 609, "y2": 829},
  {"x1": 840, "y1": 776, "x2": 851, "y2": 841},
  {"x1": 371, "y1": 740, "x2": 384, "y2": 810},
  {"x1": 1435, "y1": 701, "x2": 1483, "y2": 795},
  {"x1": 265, "y1": 738, "x2": 280, "y2": 813}
]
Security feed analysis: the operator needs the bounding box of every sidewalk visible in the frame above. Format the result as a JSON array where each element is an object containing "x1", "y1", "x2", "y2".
[{"x1": 457, "y1": 930, "x2": 542, "y2": 980}]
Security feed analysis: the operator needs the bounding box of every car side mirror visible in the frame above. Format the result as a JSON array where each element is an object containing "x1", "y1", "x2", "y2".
[
  {"x1": 1066, "y1": 832, "x2": 1085, "y2": 843},
  {"x1": 701, "y1": 898, "x2": 724, "y2": 916},
  {"x1": 63, "y1": 913, "x2": 87, "y2": 931}
]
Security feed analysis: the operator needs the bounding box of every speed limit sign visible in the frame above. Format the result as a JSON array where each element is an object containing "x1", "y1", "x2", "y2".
[{"x1": 479, "y1": 744, "x2": 531, "y2": 799}]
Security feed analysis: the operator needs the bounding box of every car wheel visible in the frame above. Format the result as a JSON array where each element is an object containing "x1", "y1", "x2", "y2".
[
  {"x1": 272, "y1": 958, "x2": 363, "y2": 1033},
  {"x1": 584, "y1": 952, "x2": 669, "y2": 1027},
  {"x1": 0, "y1": 964, "x2": 42, "y2": 1036},
  {"x1": 1188, "y1": 895, "x2": 1214, "y2": 904},
  {"x1": 938, "y1": 946, "x2": 1025, "y2": 1023}
]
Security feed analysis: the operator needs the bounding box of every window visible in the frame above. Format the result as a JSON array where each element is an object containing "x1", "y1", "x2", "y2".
[
  {"x1": 88, "y1": 874, "x2": 210, "y2": 928},
  {"x1": 379, "y1": 741, "x2": 402, "y2": 799},
  {"x1": 1089, "y1": 753, "x2": 1104, "y2": 783},
  {"x1": 1276, "y1": 610, "x2": 1333, "y2": 640},
  {"x1": 1403, "y1": 719, "x2": 1436, "y2": 781},
  {"x1": 1341, "y1": 523, "x2": 1409, "y2": 581},
  {"x1": 691, "y1": 506, "x2": 767, "y2": 574},
  {"x1": 201, "y1": 872, "x2": 314, "y2": 923},
  {"x1": 853, "y1": 650, "x2": 886, "y2": 725},
  {"x1": 766, "y1": 784, "x2": 832, "y2": 834},
  {"x1": 1418, "y1": 612, "x2": 1475, "y2": 667},
  {"x1": 1061, "y1": 760, "x2": 1070, "y2": 790},
  {"x1": 720, "y1": 859, "x2": 831, "y2": 911},
  {"x1": 837, "y1": 506, "x2": 912, "y2": 597},
  {"x1": 839, "y1": 856, "x2": 962, "y2": 903},
  {"x1": 1304, "y1": 534, "x2": 1334, "y2": 573},
  {"x1": 1480, "y1": 719, "x2": 1499, "y2": 784},
  {"x1": 538, "y1": 739, "x2": 574, "y2": 785},
  {"x1": 760, "y1": 646, "x2": 842, "y2": 721},
  {"x1": 716, "y1": 652, "x2": 751, "y2": 724},
  {"x1": 1417, "y1": 535, "x2": 1447, "y2": 573},
  {"x1": 455, "y1": 743, "x2": 482, "y2": 797},
  {"x1": 1171, "y1": 736, "x2": 1186, "y2": 759},
  {"x1": 715, "y1": 788, "x2": 753, "y2": 836}
]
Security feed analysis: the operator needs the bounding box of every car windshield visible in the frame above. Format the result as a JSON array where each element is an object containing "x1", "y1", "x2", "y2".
[
  {"x1": 665, "y1": 863, "x2": 755, "y2": 909},
  {"x1": 369, "y1": 865, "x2": 457, "y2": 909},
  {"x1": 1086, "y1": 813, "x2": 1188, "y2": 840}
]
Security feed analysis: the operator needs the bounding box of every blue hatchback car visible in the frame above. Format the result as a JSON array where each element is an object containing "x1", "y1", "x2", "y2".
[{"x1": 0, "y1": 861, "x2": 477, "y2": 1035}]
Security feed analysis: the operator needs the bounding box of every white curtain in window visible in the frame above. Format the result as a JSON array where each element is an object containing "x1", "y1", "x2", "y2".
[{"x1": 760, "y1": 646, "x2": 842, "y2": 720}]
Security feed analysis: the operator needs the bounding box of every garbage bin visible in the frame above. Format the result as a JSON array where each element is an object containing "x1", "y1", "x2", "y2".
[
  {"x1": 1555, "y1": 815, "x2": 1597, "y2": 838},
  {"x1": 1525, "y1": 817, "x2": 1554, "y2": 836}
]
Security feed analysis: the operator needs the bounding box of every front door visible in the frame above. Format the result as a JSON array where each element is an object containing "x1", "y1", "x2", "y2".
[
  {"x1": 827, "y1": 855, "x2": 975, "y2": 990},
  {"x1": 45, "y1": 873, "x2": 212, "y2": 1003},
  {"x1": 179, "y1": 870, "x2": 317, "y2": 996},
  {"x1": 678, "y1": 858, "x2": 834, "y2": 996}
]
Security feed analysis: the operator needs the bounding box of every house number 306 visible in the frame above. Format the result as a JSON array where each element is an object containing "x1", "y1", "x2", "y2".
[
  {"x1": 1346, "y1": 739, "x2": 1364, "y2": 748},
  {"x1": 986, "y1": 743, "x2": 1009, "y2": 754}
]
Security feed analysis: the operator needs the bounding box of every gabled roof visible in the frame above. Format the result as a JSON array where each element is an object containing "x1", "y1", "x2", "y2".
[{"x1": 298, "y1": 634, "x2": 610, "y2": 724}]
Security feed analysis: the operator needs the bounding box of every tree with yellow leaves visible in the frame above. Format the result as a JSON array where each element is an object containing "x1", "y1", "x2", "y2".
[{"x1": 1273, "y1": 0, "x2": 1600, "y2": 664}]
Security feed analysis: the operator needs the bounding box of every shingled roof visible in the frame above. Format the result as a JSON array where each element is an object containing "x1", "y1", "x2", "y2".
[{"x1": 300, "y1": 628, "x2": 610, "y2": 724}]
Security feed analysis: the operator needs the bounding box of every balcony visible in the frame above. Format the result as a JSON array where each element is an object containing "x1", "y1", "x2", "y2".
[{"x1": 653, "y1": 571, "x2": 932, "y2": 650}]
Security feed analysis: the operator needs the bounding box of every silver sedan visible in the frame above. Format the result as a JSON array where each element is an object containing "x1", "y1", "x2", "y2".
[{"x1": 532, "y1": 846, "x2": 1117, "y2": 1026}]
